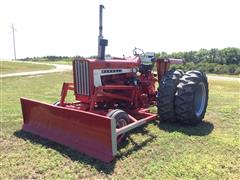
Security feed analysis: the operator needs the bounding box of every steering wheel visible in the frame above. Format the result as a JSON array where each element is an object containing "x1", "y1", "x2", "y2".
[{"x1": 133, "y1": 47, "x2": 145, "y2": 56}]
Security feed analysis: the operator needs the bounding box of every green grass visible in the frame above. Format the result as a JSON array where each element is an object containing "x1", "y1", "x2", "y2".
[
  {"x1": 1, "y1": 72, "x2": 240, "y2": 179},
  {"x1": 208, "y1": 73, "x2": 240, "y2": 78},
  {"x1": 0, "y1": 61, "x2": 54, "y2": 74}
]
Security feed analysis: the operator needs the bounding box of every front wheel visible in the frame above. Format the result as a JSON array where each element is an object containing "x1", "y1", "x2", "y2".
[
  {"x1": 53, "y1": 101, "x2": 60, "y2": 106},
  {"x1": 107, "y1": 109, "x2": 129, "y2": 144},
  {"x1": 175, "y1": 70, "x2": 209, "y2": 125}
]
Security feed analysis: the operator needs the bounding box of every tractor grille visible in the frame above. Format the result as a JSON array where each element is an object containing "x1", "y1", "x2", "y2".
[{"x1": 74, "y1": 60, "x2": 90, "y2": 96}]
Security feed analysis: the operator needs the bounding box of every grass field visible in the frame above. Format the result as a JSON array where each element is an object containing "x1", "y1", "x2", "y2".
[
  {"x1": 0, "y1": 61, "x2": 54, "y2": 74},
  {"x1": 208, "y1": 73, "x2": 240, "y2": 78},
  {"x1": 31, "y1": 60, "x2": 73, "y2": 65},
  {"x1": 1, "y1": 71, "x2": 240, "y2": 179}
]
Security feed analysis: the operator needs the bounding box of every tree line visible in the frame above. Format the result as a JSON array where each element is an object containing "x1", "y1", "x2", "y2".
[
  {"x1": 156, "y1": 47, "x2": 240, "y2": 75},
  {"x1": 156, "y1": 47, "x2": 240, "y2": 65},
  {"x1": 20, "y1": 47, "x2": 240, "y2": 75}
]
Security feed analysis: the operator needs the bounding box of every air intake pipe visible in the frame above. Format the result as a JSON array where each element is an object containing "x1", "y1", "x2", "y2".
[{"x1": 98, "y1": 5, "x2": 108, "y2": 60}]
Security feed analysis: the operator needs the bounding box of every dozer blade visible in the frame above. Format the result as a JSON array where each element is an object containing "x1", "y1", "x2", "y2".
[{"x1": 20, "y1": 98, "x2": 117, "y2": 162}]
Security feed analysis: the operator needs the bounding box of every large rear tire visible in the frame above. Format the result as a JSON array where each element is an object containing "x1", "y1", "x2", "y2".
[
  {"x1": 157, "y1": 69, "x2": 184, "y2": 122},
  {"x1": 107, "y1": 109, "x2": 129, "y2": 144},
  {"x1": 175, "y1": 70, "x2": 208, "y2": 125}
]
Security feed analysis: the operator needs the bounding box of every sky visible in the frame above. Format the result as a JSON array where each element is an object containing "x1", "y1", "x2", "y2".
[{"x1": 0, "y1": 0, "x2": 240, "y2": 59}]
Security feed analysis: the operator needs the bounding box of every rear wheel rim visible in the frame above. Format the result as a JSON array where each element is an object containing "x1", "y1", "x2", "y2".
[{"x1": 194, "y1": 82, "x2": 206, "y2": 117}]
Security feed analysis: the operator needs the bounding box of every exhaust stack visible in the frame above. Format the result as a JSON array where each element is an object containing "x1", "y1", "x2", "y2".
[{"x1": 98, "y1": 5, "x2": 108, "y2": 60}]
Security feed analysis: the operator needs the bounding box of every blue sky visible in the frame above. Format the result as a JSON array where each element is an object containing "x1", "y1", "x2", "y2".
[{"x1": 0, "y1": 0, "x2": 239, "y2": 59}]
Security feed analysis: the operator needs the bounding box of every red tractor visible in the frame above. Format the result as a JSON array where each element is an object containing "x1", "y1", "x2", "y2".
[{"x1": 20, "y1": 5, "x2": 208, "y2": 162}]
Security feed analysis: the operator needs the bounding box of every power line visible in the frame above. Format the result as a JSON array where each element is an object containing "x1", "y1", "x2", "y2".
[{"x1": 10, "y1": 24, "x2": 16, "y2": 60}]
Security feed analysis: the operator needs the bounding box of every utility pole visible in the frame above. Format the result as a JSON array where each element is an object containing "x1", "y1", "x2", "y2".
[{"x1": 10, "y1": 24, "x2": 16, "y2": 60}]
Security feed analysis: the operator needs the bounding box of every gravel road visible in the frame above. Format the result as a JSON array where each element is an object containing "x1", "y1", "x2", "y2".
[{"x1": 0, "y1": 62, "x2": 71, "y2": 78}]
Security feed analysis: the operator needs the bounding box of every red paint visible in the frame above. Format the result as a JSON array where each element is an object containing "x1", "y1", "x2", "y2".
[
  {"x1": 73, "y1": 56, "x2": 141, "y2": 102},
  {"x1": 21, "y1": 98, "x2": 114, "y2": 162}
]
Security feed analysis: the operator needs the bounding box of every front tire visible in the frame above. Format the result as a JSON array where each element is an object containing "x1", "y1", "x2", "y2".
[
  {"x1": 175, "y1": 70, "x2": 208, "y2": 125},
  {"x1": 107, "y1": 109, "x2": 129, "y2": 144},
  {"x1": 53, "y1": 101, "x2": 60, "y2": 106}
]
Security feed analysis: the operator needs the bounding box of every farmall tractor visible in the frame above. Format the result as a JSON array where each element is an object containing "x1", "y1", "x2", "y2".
[{"x1": 20, "y1": 5, "x2": 208, "y2": 162}]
